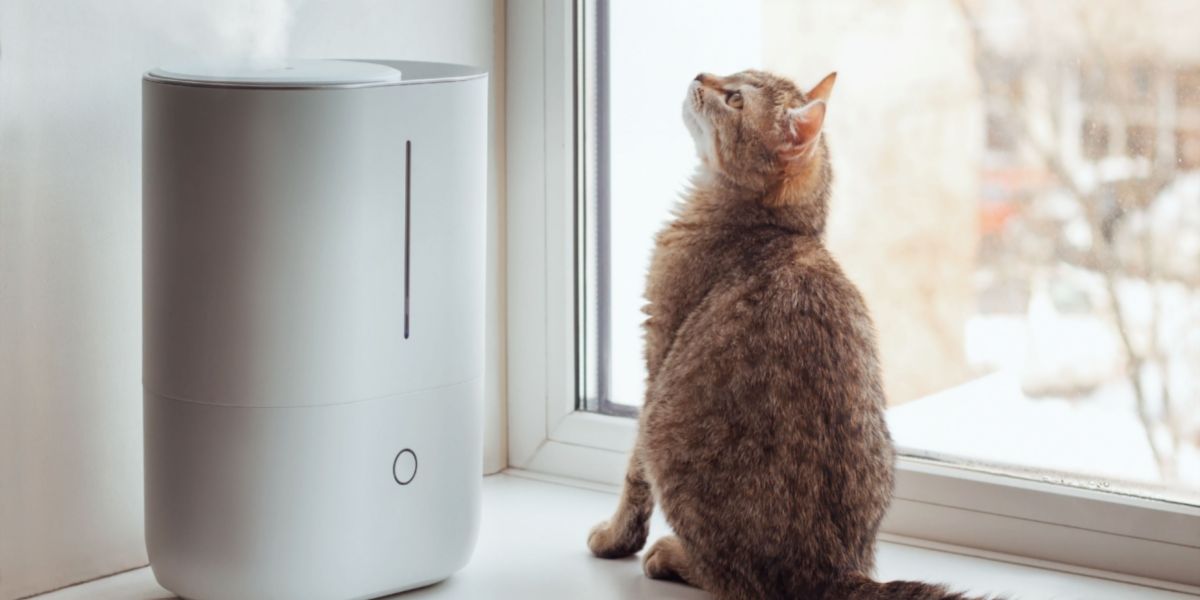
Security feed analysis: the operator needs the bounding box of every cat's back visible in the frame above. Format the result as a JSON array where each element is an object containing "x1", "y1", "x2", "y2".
[
  {"x1": 649, "y1": 220, "x2": 872, "y2": 342},
  {"x1": 773, "y1": 237, "x2": 877, "y2": 350},
  {"x1": 643, "y1": 233, "x2": 894, "y2": 583},
  {"x1": 644, "y1": 213, "x2": 813, "y2": 321},
  {"x1": 673, "y1": 234, "x2": 879, "y2": 392}
]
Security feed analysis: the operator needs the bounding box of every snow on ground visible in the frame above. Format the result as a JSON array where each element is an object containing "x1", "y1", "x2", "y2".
[{"x1": 888, "y1": 370, "x2": 1200, "y2": 503}]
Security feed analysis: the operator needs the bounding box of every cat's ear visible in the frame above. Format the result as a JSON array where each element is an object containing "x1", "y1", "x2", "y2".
[
  {"x1": 779, "y1": 99, "x2": 827, "y2": 161},
  {"x1": 807, "y1": 71, "x2": 837, "y2": 103}
]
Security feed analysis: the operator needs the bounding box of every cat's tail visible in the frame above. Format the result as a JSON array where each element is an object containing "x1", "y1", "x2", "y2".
[{"x1": 820, "y1": 573, "x2": 990, "y2": 600}]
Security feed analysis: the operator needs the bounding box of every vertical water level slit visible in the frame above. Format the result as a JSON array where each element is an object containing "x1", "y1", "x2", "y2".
[{"x1": 404, "y1": 140, "x2": 412, "y2": 339}]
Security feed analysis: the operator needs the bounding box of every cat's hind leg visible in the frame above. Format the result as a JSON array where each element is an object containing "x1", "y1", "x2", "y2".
[
  {"x1": 588, "y1": 450, "x2": 653, "y2": 558},
  {"x1": 642, "y1": 535, "x2": 698, "y2": 586}
]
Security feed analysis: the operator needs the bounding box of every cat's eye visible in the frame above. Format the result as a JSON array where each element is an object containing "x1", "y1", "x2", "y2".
[{"x1": 725, "y1": 90, "x2": 744, "y2": 109}]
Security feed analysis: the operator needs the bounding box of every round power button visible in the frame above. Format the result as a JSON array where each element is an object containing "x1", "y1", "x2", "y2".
[{"x1": 392, "y1": 449, "x2": 417, "y2": 485}]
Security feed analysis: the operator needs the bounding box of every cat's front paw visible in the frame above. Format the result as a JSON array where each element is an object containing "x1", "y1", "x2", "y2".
[
  {"x1": 641, "y1": 542, "x2": 673, "y2": 580},
  {"x1": 642, "y1": 536, "x2": 690, "y2": 583},
  {"x1": 587, "y1": 520, "x2": 645, "y2": 559}
]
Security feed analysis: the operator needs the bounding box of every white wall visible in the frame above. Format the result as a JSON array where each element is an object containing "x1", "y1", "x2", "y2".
[{"x1": 0, "y1": 2, "x2": 505, "y2": 598}]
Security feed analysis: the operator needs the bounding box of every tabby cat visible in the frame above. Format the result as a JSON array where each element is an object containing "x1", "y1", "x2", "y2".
[{"x1": 586, "y1": 70, "x2": 982, "y2": 600}]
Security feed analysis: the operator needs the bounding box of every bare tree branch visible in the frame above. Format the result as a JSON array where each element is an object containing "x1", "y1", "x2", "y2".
[{"x1": 956, "y1": 0, "x2": 1180, "y2": 478}]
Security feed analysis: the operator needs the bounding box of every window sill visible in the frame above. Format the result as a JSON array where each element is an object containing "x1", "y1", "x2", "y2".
[{"x1": 31, "y1": 473, "x2": 1196, "y2": 600}]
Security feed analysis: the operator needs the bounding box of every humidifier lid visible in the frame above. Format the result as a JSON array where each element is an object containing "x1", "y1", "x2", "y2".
[{"x1": 146, "y1": 59, "x2": 402, "y2": 88}]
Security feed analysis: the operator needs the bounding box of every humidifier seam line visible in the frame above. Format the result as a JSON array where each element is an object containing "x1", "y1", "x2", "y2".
[
  {"x1": 404, "y1": 139, "x2": 412, "y2": 339},
  {"x1": 142, "y1": 376, "x2": 480, "y2": 410},
  {"x1": 140, "y1": 74, "x2": 486, "y2": 91}
]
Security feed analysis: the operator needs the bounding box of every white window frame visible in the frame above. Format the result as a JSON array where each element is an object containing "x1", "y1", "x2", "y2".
[{"x1": 504, "y1": 1, "x2": 1200, "y2": 591}]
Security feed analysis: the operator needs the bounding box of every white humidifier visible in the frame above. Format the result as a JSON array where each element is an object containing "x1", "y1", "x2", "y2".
[{"x1": 142, "y1": 59, "x2": 486, "y2": 600}]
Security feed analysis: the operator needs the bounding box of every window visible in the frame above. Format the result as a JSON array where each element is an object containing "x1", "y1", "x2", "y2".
[
  {"x1": 507, "y1": 1, "x2": 1200, "y2": 588},
  {"x1": 577, "y1": 0, "x2": 762, "y2": 417}
]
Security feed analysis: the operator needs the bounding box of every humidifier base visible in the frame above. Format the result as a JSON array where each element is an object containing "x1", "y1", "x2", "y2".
[{"x1": 143, "y1": 379, "x2": 482, "y2": 600}]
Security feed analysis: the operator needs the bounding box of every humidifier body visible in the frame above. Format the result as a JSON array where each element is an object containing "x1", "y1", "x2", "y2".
[{"x1": 142, "y1": 60, "x2": 486, "y2": 600}]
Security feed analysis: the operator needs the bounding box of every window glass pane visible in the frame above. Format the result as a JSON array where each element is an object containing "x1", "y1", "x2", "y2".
[
  {"x1": 582, "y1": 0, "x2": 1200, "y2": 503},
  {"x1": 579, "y1": 0, "x2": 761, "y2": 414}
]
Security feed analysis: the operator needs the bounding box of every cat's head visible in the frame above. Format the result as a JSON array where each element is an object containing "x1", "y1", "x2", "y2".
[{"x1": 682, "y1": 70, "x2": 836, "y2": 193}]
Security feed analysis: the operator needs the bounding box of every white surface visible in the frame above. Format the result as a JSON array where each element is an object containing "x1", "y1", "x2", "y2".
[
  {"x1": 498, "y1": 395, "x2": 1200, "y2": 588},
  {"x1": 890, "y1": 372, "x2": 1200, "y2": 502},
  {"x1": 31, "y1": 474, "x2": 1196, "y2": 600},
  {"x1": 0, "y1": 2, "x2": 506, "y2": 599},
  {"x1": 504, "y1": 0, "x2": 578, "y2": 471},
  {"x1": 144, "y1": 384, "x2": 481, "y2": 600},
  {"x1": 148, "y1": 59, "x2": 402, "y2": 86},
  {"x1": 143, "y1": 63, "x2": 486, "y2": 409},
  {"x1": 142, "y1": 61, "x2": 486, "y2": 599}
]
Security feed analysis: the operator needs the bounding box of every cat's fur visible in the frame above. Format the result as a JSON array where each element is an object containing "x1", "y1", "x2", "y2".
[{"x1": 587, "y1": 70, "x2": 982, "y2": 600}]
